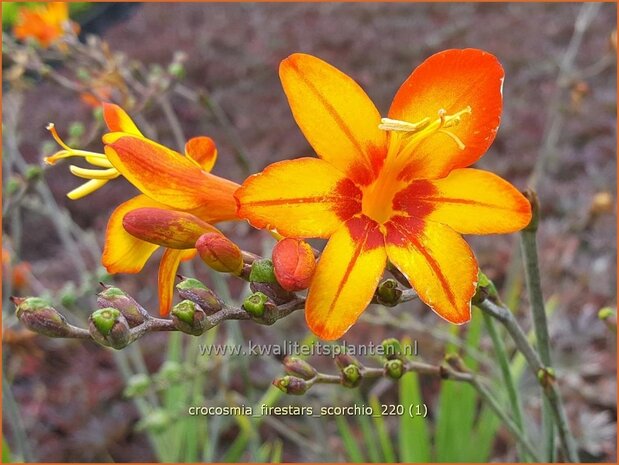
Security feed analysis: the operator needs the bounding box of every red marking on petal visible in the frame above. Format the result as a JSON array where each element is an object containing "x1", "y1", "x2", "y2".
[{"x1": 392, "y1": 180, "x2": 439, "y2": 218}]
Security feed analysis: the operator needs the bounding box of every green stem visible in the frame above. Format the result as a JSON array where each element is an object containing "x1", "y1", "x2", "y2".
[
  {"x1": 477, "y1": 299, "x2": 579, "y2": 462},
  {"x1": 521, "y1": 194, "x2": 557, "y2": 461},
  {"x1": 481, "y1": 312, "x2": 530, "y2": 461}
]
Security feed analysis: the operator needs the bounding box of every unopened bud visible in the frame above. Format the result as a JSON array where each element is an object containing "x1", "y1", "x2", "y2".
[
  {"x1": 283, "y1": 356, "x2": 317, "y2": 380},
  {"x1": 157, "y1": 361, "x2": 183, "y2": 383},
  {"x1": 97, "y1": 286, "x2": 145, "y2": 327},
  {"x1": 381, "y1": 338, "x2": 402, "y2": 360},
  {"x1": 376, "y1": 279, "x2": 402, "y2": 306},
  {"x1": 249, "y1": 259, "x2": 277, "y2": 283},
  {"x1": 272, "y1": 375, "x2": 310, "y2": 395},
  {"x1": 171, "y1": 300, "x2": 210, "y2": 336},
  {"x1": 341, "y1": 364, "x2": 362, "y2": 388},
  {"x1": 335, "y1": 353, "x2": 360, "y2": 371},
  {"x1": 137, "y1": 409, "x2": 171, "y2": 433},
  {"x1": 272, "y1": 238, "x2": 316, "y2": 292},
  {"x1": 195, "y1": 233, "x2": 243, "y2": 274},
  {"x1": 176, "y1": 277, "x2": 222, "y2": 315},
  {"x1": 14, "y1": 297, "x2": 72, "y2": 337},
  {"x1": 385, "y1": 359, "x2": 404, "y2": 379},
  {"x1": 89, "y1": 307, "x2": 132, "y2": 349},
  {"x1": 123, "y1": 208, "x2": 218, "y2": 249},
  {"x1": 124, "y1": 373, "x2": 151, "y2": 397},
  {"x1": 243, "y1": 292, "x2": 268, "y2": 317}
]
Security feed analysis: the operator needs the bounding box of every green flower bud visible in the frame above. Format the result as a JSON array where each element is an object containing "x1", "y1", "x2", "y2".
[
  {"x1": 243, "y1": 292, "x2": 268, "y2": 317},
  {"x1": 97, "y1": 286, "x2": 145, "y2": 327},
  {"x1": 136, "y1": 409, "x2": 171, "y2": 433},
  {"x1": 381, "y1": 338, "x2": 402, "y2": 360},
  {"x1": 14, "y1": 297, "x2": 72, "y2": 337},
  {"x1": 157, "y1": 361, "x2": 183, "y2": 383},
  {"x1": 385, "y1": 359, "x2": 404, "y2": 379},
  {"x1": 272, "y1": 375, "x2": 310, "y2": 395},
  {"x1": 335, "y1": 353, "x2": 360, "y2": 371},
  {"x1": 68, "y1": 121, "x2": 85, "y2": 139},
  {"x1": 376, "y1": 279, "x2": 402, "y2": 306},
  {"x1": 176, "y1": 278, "x2": 222, "y2": 315},
  {"x1": 124, "y1": 373, "x2": 151, "y2": 398},
  {"x1": 89, "y1": 307, "x2": 132, "y2": 349},
  {"x1": 171, "y1": 300, "x2": 210, "y2": 336},
  {"x1": 6, "y1": 177, "x2": 22, "y2": 195},
  {"x1": 341, "y1": 364, "x2": 362, "y2": 388},
  {"x1": 249, "y1": 280, "x2": 294, "y2": 305},
  {"x1": 24, "y1": 165, "x2": 43, "y2": 182},
  {"x1": 249, "y1": 259, "x2": 277, "y2": 283},
  {"x1": 598, "y1": 307, "x2": 615, "y2": 320},
  {"x1": 168, "y1": 62, "x2": 186, "y2": 79},
  {"x1": 283, "y1": 356, "x2": 317, "y2": 380}
]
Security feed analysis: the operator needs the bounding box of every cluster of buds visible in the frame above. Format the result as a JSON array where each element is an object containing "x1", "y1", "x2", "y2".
[{"x1": 272, "y1": 338, "x2": 411, "y2": 395}]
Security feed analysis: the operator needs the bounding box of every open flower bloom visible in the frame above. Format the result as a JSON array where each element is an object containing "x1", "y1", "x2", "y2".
[
  {"x1": 46, "y1": 103, "x2": 240, "y2": 315},
  {"x1": 236, "y1": 49, "x2": 532, "y2": 340},
  {"x1": 13, "y1": 2, "x2": 79, "y2": 49}
]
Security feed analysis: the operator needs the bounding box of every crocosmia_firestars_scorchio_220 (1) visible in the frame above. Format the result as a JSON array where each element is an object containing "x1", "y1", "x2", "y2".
[{"x1": 236, "y1": 49, "x2": 532, "y2": 340}]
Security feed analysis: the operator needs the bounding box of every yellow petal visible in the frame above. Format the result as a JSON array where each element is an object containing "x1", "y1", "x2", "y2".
[
  {"x1": 236, "y1": 158, "x2": 362, "y2": 238},
  {"x1": 158, "y1": 248, "x2": 196, "y2": 316},
  {"x1": 306, "y1": 216, "x2": 386, "y2": 340},
  {"x1": 102, "y1": 194, "x2": 163, "y2": 274},
  {"x1": 280, "y1": 53, "x2": 387, "y2": 186},
  {"x1": 384, "y1": 215, "x2": 477, "y2": 324},
  {"x1": 103, "y1": 103, "x2": 143, "y2": 136},
  {"x1": 393, "y1": 168, "x2": 532, "y2": 234},
  {"x1": 104, "y1": 134, "x2": 239, "y2": 220},
  {"x1": 185, "y1": 136, "x2": 217, "y2": 172}
]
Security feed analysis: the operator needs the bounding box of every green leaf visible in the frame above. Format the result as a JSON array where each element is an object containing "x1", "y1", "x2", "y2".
[
  {"x1": 399, "y1": 371, "x2": 431, "y2": 462},
  {"x1": 336, "y1": 415, "x2": 365, "y2": 462},
  {"x1": 369, "y1": 395, "x2": 397, "y2": 463}
]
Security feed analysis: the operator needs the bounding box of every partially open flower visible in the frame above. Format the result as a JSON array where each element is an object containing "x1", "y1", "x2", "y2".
[
  {"x1": 272, "y1": 238, "x2": 316, "y2": 292},
  {"x1": 45, "y1": 103, "x2": 242, "y2": 316}
]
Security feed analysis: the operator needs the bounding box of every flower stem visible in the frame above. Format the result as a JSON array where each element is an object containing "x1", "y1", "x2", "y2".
[
  {"x1": 481, "y1": 312, "x2": 530, "y2": 461},
  {"x1": 477, "y1": 298, "x2": 579, "y2": 462},
  {"x1": 520, "y1": 191, "x2": 557, "y2": 461}
]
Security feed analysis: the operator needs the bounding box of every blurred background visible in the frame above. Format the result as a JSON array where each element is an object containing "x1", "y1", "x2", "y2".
[{"x1": 2, "y1": 2, "x2": 617, "y2": 462}]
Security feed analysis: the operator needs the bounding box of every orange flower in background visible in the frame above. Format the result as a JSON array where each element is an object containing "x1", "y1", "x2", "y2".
[
  {"x1": 13, "y1": 2, "x2": 79, "y2": 48},
  {"x1": 236, "y1": 49, "x2": 532, "y2": 340},
  {"x1": 46, "y1": 104, "x2": 240, "y2": 315}
]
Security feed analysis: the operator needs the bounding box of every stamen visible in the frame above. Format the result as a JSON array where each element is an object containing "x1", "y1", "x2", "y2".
[
  {"x1": 379, "y1": 117, "x2": 430, "y2": 133},
  {"x1": 67, "y1": 179, "x2": 109, "y2": 200},
  {"x1": 69, "y1": 166, "x2": 120, "y2": 180},
  {"x1": 46, "y1": 123, "x2": 72, "y2": 151},
  {"x1": 437, "y1": 129, "x2": 466, "y2": 150}
]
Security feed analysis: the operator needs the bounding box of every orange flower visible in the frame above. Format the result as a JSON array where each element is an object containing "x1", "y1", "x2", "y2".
[
  {"x1": 13, "y1": 2, "x2": 79, "y2": 49},
  {"x1": 236, "y1": 49, "x2": 532, "y2": 340},
  {"x1": 46, "y1": 104, "x2": 240, "y2": 315}
]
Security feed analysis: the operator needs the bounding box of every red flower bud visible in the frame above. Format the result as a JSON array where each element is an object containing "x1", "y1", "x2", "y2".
[
  {"x1": 272, "y1": 238, "x2": 316, "y2": 292},
  {"x1": 123, "y1": 208, "x2": 218, "y2": 249},
  {"x1": 195, "y1": 233, "x2": 243, "y2": 274}
]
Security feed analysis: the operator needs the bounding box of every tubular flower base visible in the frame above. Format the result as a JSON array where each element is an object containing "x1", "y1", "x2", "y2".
[
  {"x1": 46, "y1": 103, "x2": 241, "y2": 315},
  {"x1": 236, "y1": 49, "x2": 532, "y2": 340}
]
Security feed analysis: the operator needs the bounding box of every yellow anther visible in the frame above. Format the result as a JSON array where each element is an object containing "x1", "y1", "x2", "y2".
[{"x1": 378, "y1": 117, "x2": 430, "y2": 133}]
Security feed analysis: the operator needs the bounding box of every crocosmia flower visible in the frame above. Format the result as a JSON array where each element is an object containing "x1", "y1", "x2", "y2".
[
  {"x1": 13, "y1": 2, "x2": 79, "y2": 49},
  {"x1": 236, "y1": 49, "x2": 532, "y2": 340},
  {"x1": 46, "y1": 104, "x2": 240, "y2": 315}
]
